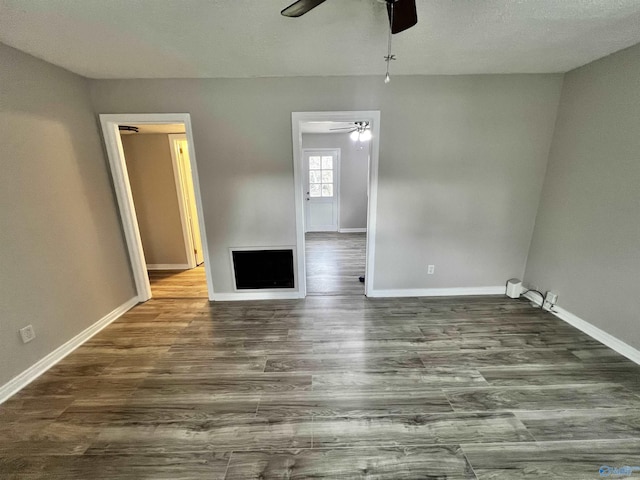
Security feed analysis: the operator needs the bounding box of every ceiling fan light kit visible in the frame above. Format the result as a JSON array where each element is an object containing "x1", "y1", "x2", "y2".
[
  {"x1": 330, "y1": 121, "x2": 372, "y2": 142},
  {"x1": 359, "y1": 129, "x2": 373, "y2": 142},
  {"x1": 281, "y1": 0, "x2": 418, "y2": 84}
]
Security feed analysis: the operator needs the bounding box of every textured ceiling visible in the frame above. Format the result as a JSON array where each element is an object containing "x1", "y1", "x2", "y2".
[{"x1": 1, "y1": 0, "x2": 640, "y2": 78}]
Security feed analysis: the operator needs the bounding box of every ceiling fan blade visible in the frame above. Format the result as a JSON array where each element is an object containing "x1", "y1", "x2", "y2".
[
  {"x1": 329, "y1": 127, "x2": 356, "y2": 131},
  {"x1": 387, "y1": 0, "x2": 418, "y2": 34},
  {"x1": 281, "y1": 0, "x2": 328, "y2": 17}
]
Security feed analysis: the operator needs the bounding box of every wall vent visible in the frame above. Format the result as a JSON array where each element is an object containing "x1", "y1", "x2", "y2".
[{"x1": 232, "y1": 249, "x2": 295, "y2": 289}]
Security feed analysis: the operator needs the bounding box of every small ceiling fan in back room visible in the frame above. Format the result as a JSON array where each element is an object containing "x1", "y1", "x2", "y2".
[
  {"x1": 281, "y1": 0, "x2": 418, "y2": 83},
  {"x1": 330, "y1": 122, "x2": 373, "y2": 143}
]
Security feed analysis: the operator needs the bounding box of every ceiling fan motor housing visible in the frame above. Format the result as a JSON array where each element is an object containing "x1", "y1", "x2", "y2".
[{"x1": 282, "y1": 0, "x2": 418, "y2": 34}]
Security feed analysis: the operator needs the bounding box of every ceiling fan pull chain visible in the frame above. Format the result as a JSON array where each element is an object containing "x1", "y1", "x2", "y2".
[{"x1": 384, "y1": 1, "x2": 396, "y2": 84}]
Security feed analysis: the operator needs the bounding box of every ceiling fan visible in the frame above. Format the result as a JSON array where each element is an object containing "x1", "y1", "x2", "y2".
[
  {"x1": 281, "y1": 0, "x2": 418, "y2": 35},
  {"x1": 331, "y1": 121, "x2": 372, "y2": 142},
  {"x1": 281, "y1": 0, "x2": 417, "y2": 82}
]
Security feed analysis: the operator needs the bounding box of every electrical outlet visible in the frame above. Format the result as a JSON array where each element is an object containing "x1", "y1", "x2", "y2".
[
  {"x1": 545, "y1": 292, "x2": 558, "y2": 304},
  {"x1": 427, "y1": 264, "x2": 435, "y2": 275},
  {"x1": 543, "y1": 292, "x2": 558, "y2": 311},
  {"x1": 19, "y1": 325, "x2": 36, "y2": 344}
]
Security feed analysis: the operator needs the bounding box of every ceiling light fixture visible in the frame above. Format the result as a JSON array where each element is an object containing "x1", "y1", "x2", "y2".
[
  {"x1": 360, "y1": 129, "x2": 372, "y2": 142},
  {"x1": 350, "y1": 121, "x2": 372, "y2": 143}
]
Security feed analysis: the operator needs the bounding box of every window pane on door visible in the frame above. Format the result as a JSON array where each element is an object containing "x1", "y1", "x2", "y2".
[
  {"x1": 309, "y1": 170, "x2": 321, "y2": 184},
  {"x1": 308, "y1": 153, "x2": 335, "y2": 199},
  {"x1": 309, "y1": 156, "x2": 321, "y2": 169},
  {"x1": 310, "y1": 184, "x2": 321, "y2": 197}
]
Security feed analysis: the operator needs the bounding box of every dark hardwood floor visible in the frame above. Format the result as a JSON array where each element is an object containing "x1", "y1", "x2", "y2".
[
  {"x1": 305, "y1": 232, "x2": 366, "y2": 295},
  {"x1": 2, "y1": 285, "x2": 640, "y2": 478}
]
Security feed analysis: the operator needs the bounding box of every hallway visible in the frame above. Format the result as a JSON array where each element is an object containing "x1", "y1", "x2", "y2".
[
  {"x1": 148, "y1": 266, "x2": 208, "y2": 299},
  {"x1": 305, "y1": 232, "x2": 366, "y2": 295}
]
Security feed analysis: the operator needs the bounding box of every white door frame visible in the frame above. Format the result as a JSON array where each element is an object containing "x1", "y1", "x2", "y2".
[
  {"x1": 291, "y1": 111, "x2": 381, "y2": 298},
  {"x1": 168, "y1": 133, "x2": 197, "y2": 269},
  {"x1": 99, "y1": 113, "x2": 214, "y2": 302},
  {"x1": 302, "y1": 148, "x2": 340, "y2": 232}
]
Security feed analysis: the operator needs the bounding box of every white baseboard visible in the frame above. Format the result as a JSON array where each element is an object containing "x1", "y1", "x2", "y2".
[
  {"x1": 338, "y1": 228, "x2": 367, "y2": 233},
  {"x1": 368, "y1": 286, "x2": 506, "y2": 298},
  {"x1": 523, "y1": 291, "x2": 640, "y2": 365},
  {"x1": 522, "y1": 291, "x2": 545, "y2": 307},
  {"x1": 0, "y1": 297, "x2": 138, "y2": 405},
  {"x1": 146, "y1": 264, "x2": 191, "y2": 271},
  {"x1": 213, "y1": 291, "x2": 302, "y2": 301}
]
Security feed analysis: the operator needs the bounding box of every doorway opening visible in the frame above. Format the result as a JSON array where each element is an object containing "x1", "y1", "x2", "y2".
[
  {"x1": 100, "y1": 114, "x2": 214, "y2": 302},
  {"x1": 291, "y1": 111, "x2": 381, "y2": 297}
]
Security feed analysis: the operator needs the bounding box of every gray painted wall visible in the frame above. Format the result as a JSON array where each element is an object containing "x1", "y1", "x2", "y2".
[
  {"x1": 302, "y1": 132, "x2": 368, "y2": 230},
  {"x1": 121, "y1": 134, "x2": 187, "y2": 266},
  {"x1": 524, "y1": 43, "x2": 640, "y2": 348},
  {"x1": 0, "y1": 44, "x2": 135, "y2": 386},
  {"x1": 90, "y1": 74, "x2": 563, "y2": 293}
]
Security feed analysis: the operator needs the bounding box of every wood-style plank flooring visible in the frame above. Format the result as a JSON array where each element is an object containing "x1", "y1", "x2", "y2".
[
  {"x1": 2, "y1": 288, "x2": 640, "y2": 478},
  {"x1": 149, "y1": 266, "x2": 208, "y2": 298},
  {"x1": 305, "y1": 232, "x2": 365, "y2": 295}
]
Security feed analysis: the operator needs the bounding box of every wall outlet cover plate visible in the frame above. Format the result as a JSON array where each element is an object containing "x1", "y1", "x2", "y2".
[{"x1": 19, "y1": 325, "x2": 36, "y2": 344}]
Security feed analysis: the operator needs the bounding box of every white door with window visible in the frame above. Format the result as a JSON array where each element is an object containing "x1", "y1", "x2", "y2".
[{"x1": 304, "y1": 149, "x2": 339, "y2": 232}]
